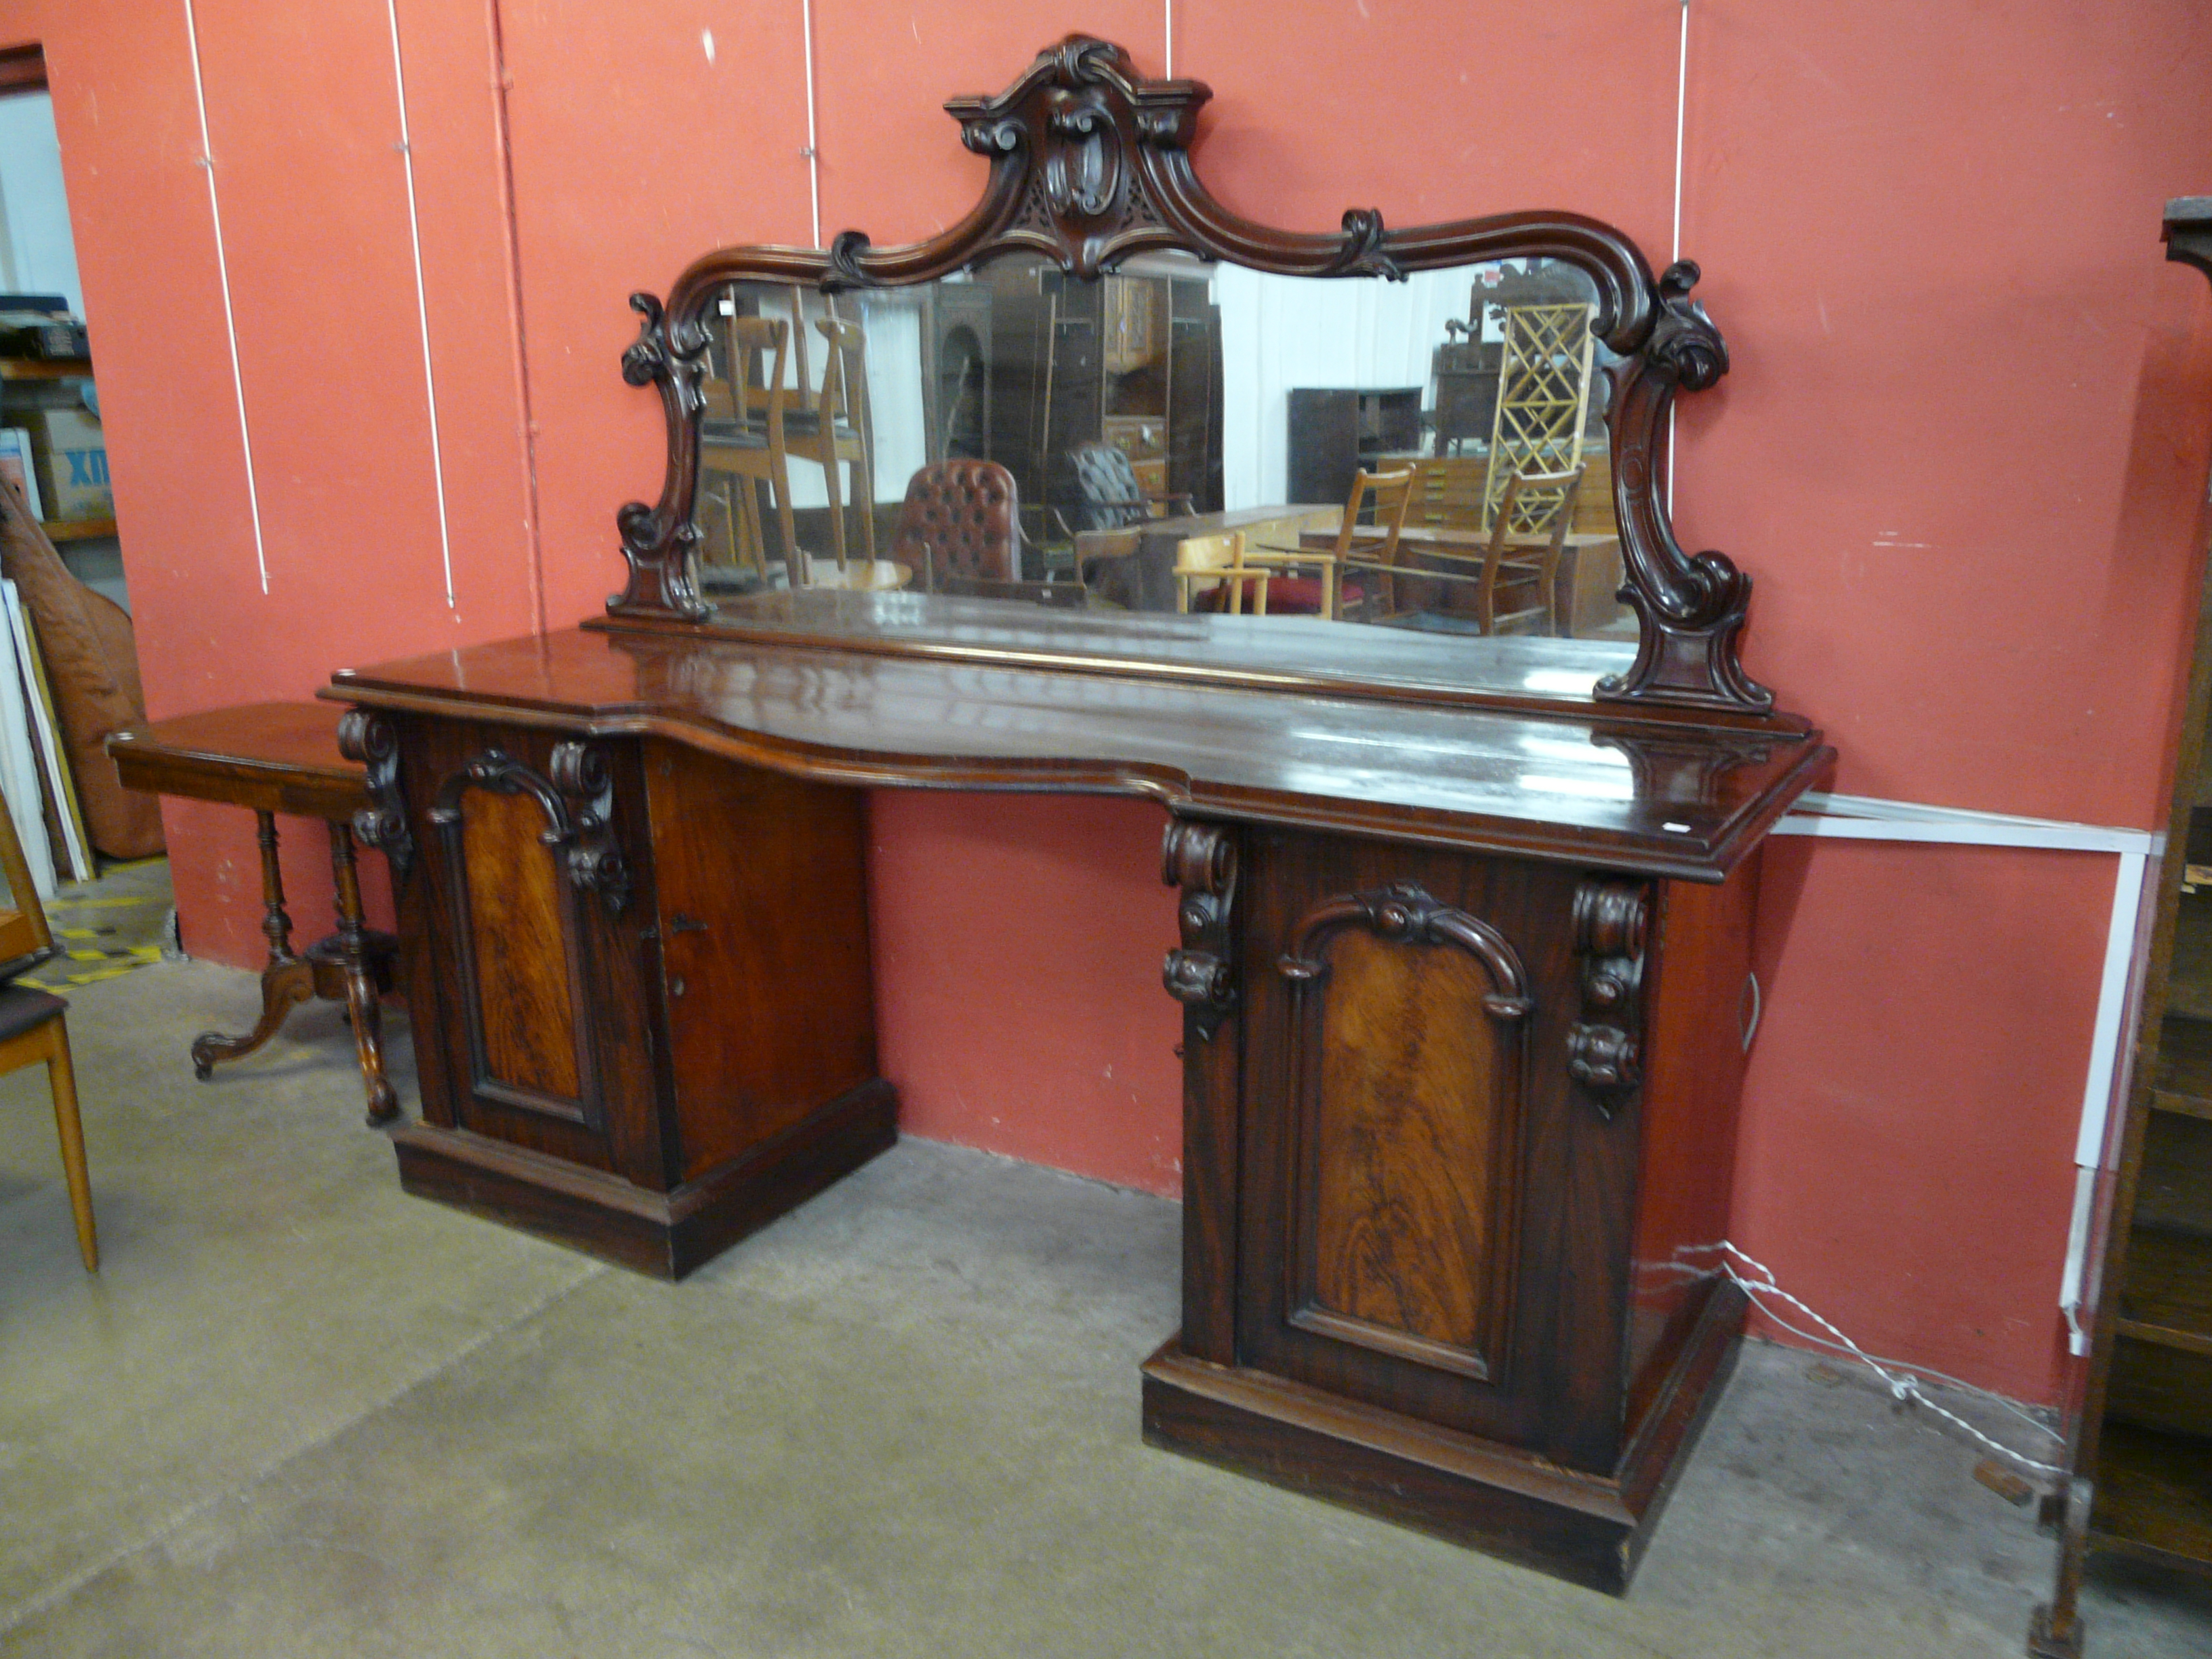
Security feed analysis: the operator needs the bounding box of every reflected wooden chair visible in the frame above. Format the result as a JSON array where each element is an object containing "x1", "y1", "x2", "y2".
[
  {"x1": 0, "y1": 783, "x2": 94, "y2": 1270},
  {"x1": 700, "y1": 315, "x2": 800, "y2": 586},
  {"x1": 1232, "y1": 464, "x2": 1415, "y2": 621},
  {"x1": 1347, "y1": 464, "x2": 1582, "y2": 634},
  {"x1": 781, "y1": 298, "x2": 877, "y2": 577}
]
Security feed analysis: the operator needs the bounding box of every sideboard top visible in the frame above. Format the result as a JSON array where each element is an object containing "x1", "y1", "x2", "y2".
[{"x1": 327, "y1": 628, "x2": 1828, "y2": 880}]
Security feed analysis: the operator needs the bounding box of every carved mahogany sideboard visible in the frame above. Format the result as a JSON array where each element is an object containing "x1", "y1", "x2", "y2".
[
  {"x1": 320, "y1": 34, "x2": 1837, "y2": 1597},
  {"x1": 325, "y1": 617, "x2": 1828, "y2": 1592}
]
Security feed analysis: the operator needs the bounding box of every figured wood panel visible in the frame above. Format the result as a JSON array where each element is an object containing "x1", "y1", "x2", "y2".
[
  {"x1": 1311, "y1": 933, "x2": 1502, "y2": 1357},
  {"x1": 461, "y1": 785, "x2": 581, "y2": 1101},
  {"x1": 1236, "y1": 828, "x2": 1633, "y2": 1472},
  {"x1": 644, "y1": 741, "x2": 878, "y2": 1179}
]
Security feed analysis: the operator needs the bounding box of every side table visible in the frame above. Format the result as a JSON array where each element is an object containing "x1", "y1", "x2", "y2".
[{"x1": 107, "y1": 702, "x2": 401, "y2": 1124}]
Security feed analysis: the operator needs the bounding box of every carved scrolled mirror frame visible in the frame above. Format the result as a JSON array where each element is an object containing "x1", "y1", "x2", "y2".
[{"x1": 611, "y1": 33, "x2": 1770, "y2": 716}]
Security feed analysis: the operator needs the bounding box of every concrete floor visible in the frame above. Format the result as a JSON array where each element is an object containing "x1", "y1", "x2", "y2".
[{"x1": 3, "y1": 957, "x2": 2211, "y2": 1657}]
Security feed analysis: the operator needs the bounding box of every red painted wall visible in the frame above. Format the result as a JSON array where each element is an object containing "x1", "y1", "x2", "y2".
[{"x1": 10, "y1": 0, "x2": 2211, "y2": 1404}]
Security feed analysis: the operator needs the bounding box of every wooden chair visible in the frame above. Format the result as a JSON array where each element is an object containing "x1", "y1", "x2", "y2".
[
  {"x1": 1347, "y1": 465, "x2": 1583, "y2": 634},
  {"x1": 0, "y1": 783, "x2": 94, "y2": 1270},
  {"x1": 782, "y1": 299, "x2": 878, "y2": 575},
  {"x1": 699, "y1": 314, "x2": 800, "y2": 585},
  {"x1": 1232, "y1": 465, "x2": 1414, "y2": 621}
]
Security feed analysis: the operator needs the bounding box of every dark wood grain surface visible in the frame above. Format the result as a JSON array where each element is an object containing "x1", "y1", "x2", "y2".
[{"x1": 328, "y1": 627, "x2": 1829, "y2": 882}]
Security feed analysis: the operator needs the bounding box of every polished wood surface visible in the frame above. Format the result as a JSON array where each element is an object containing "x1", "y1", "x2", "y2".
[
  {"x1": 330, "y1": 627, "x2": 1827, "y2": 882},
  {"x1": 106, "y1": 702, "x2": 401, "y2": 1124},
  {"x1": 107, "y1": 701, "x2": 366, "y2": 819}
]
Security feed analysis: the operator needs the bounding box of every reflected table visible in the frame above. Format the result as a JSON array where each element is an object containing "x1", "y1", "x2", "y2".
[{"x1": 107, "y1": 702, "x2": 400, "y2": 1125}]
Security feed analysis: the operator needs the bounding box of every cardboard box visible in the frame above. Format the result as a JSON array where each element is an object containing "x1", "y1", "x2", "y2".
[{"x1": 26, "y1": 407, "x2": 109, "y2": 522}]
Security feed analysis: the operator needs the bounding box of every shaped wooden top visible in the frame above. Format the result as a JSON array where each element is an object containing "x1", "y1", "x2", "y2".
[{"x1": 328, "y1": 627, "x2": 1829, "y2": 880}]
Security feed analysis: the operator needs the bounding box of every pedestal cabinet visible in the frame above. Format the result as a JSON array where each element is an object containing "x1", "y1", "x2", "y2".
[
  {"x1": 350, "y1": 710, "x2": 895, "y2": 1278},
  {"x1": 1146, "y1": 819, "x2": 1759, "y2": 1590}
]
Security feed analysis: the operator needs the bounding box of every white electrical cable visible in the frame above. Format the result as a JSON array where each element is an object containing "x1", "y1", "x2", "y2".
[
  {"x1": 1164, "y1": 0, "x2": 1174, "y2": 77},
  {"x1": 1668, "y1": 1242, "x2": 2064, "y2": 1475},
  {"x1": 180, "y1": 0, "x2": 270, "y2": 594},
  {"x1": 384, "y1": 0, "x2": 457, "y2": 610}
]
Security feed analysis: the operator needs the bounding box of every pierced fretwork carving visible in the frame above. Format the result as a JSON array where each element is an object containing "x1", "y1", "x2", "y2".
[
  {"x1": 336, "y1": 708, "x2": 413, "y2": 881},
  {"x1": 1278, "y1": 882, "x2": 1532, "y2": 1023},
  {"x1": 1161, "y1": 819, "x2": 1238, "y2": 1041},
  {"x1": 1566, "y1": 878, "x2": 1650, "y2": 1116}
]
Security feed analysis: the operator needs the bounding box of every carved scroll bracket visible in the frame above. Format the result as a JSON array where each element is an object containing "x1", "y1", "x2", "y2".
[
  {"x1": 336, "y1": 709, "x2": 414, "y2": 882},
  {"x1": 1162, "y1": 819, "x2": 1238, "y2": 1041},
  {"x1": 1566, "y1": 878, "x2": 1650, "y2": 1117},
  {"x1": 550, "y1": 741, "x2": 633, "y2": 917}
]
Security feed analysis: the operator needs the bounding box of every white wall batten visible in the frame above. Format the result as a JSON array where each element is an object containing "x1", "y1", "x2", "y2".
[
  {"x1": 800, "y1": 0, "x2": 822, "y2": 247},
  {"x1": 1774, "y1": 791, "x2": 2161, "y2": 1345},
  {"x1": 384, "y1": 0, "x2": 457, "y2": 611},
  {"x1": 180, "y1": 0, "x2": 270, "y2": 595}
]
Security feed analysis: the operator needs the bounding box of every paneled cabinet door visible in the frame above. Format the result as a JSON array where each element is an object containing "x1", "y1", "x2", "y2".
[
  {"x1": 1235, "y1": 830, "x2": 1646, "y2": 1471},
  {"x1": 415, "y1": 729, "x2": 653, "y2": 1175}
]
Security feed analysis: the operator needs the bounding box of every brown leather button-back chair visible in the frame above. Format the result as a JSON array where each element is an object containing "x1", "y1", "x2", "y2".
[{"x1": 890, "y1": 460, "x2": 1023, "y2": 592}]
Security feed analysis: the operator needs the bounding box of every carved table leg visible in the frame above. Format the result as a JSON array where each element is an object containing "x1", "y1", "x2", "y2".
[
  {"x1": 191, "y1": 811, "x2": 312, "y2": 1079},
  {"x1": 327, "y1": 819, "x2": 399, "y2": 1126}
]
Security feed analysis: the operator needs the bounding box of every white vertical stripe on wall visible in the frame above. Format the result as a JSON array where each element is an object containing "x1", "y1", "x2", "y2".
[
  {"x1": 180, "y1": 0, "x2": 270, "y2": 594},
  {"x1": 384, "y1": 0, "x2": 458, "y2": 610}
]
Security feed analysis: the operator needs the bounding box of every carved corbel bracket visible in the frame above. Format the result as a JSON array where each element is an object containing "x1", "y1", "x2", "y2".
[
  {"x1": 336, "y1": 708, "x2": 414, "y2": 882},
  {"x1": 1162, "y1": 819, "x2": 1238, "y2": 1041},
  {"x1": 1566, "y1": 878, "x2": 1650, "y2": 1118},
  {"x1": 550, "y1": 741, "x2": 633, "y2": 917}
]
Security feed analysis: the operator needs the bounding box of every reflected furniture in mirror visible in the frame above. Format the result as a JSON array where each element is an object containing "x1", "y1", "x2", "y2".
[{"x1": 326, "y1": 37, "x2": 1831, "y2": 1595}]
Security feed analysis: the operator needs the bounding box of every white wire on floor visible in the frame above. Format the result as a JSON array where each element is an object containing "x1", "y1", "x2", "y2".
[{"x1": 1667, "y1": 1242, "x2": 2065, "y2": 1477}]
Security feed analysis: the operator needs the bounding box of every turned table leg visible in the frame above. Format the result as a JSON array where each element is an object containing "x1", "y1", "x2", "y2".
[
  {"x1": 190, "y1": 810, "x2": 314, "y2": 1079},
  {"x1": 327, "y1": 821, "x2": 399, "y2": 1126}
]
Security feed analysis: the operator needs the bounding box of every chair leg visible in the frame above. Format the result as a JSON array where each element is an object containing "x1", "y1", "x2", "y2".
[{"x1": 43, "y1": 1019, "x2": 96, "y2": 1271}]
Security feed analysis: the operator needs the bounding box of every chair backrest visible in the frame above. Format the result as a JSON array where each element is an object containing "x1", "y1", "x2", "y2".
[
  {"x1": 813, "y1": 316, "x2": 869, "y2": 434},
  {"x1": 729, "y1": 315, "x2": 792, "y2": 438},
  {"x1": 890, "y1": 459, "x2": 1022, "y2": 588},
  {"x1": 1065, "y1": 441, "x2": 1149, "y2": 533},
  {"x1": 0, "y1": 777, "x2": 53, "y2": 981},
  {"x1": 1488, "y1": 464, "x2": 1584, "y2": 550},
  {"x1": 1479, "y1": 464, "x2": 1586, "y2": 629},
  {"x1": 1328, "y1": 465, "x2": 1418, "y2": 565}
]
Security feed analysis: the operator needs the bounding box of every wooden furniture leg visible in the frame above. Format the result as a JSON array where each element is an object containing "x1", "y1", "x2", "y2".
[
  {"x1": 190, "y1": 809, "x2": 314, "y2": 1079},
  {"x1": 326, "y1": 820, "x2": 400, "y2": 1126},
  {"x1": 37, "y1": 1018, "x2": 96, "y2": 1271},
  {"x1": 0, "y1": 1004, "x2": 96, "y2": 1270}
]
